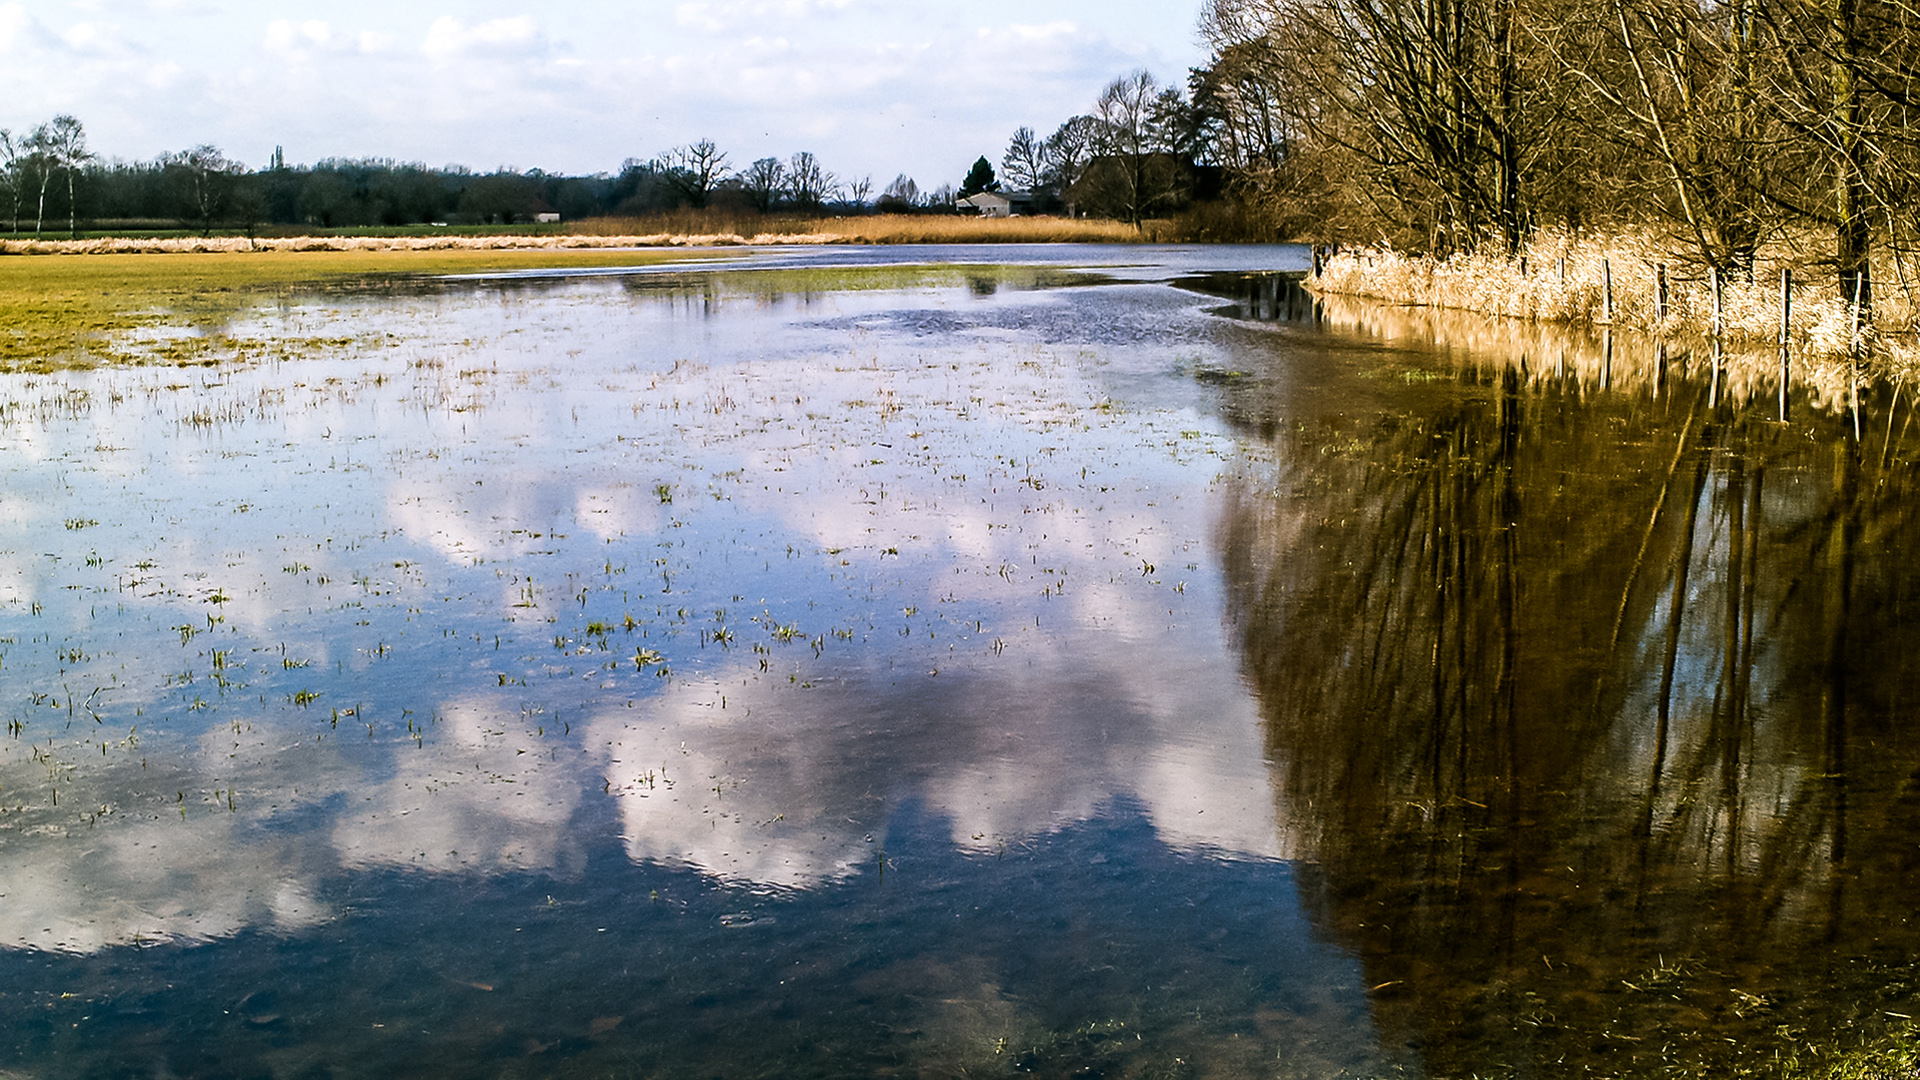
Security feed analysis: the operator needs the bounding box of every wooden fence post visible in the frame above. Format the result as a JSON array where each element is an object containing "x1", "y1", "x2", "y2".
[
  {"x1": 1778, "y1": 267, "x2": 1792, "y2": 422},
  {"x1": 1709, "y1": 266, "x2": 1724, "y2": 409},
  {"x1": 1852, "y1": 271, "x2": 1865, "y2": 440},
  {"x1": 1602, "y1": 259, "x2": 1614, "y2": 323}
]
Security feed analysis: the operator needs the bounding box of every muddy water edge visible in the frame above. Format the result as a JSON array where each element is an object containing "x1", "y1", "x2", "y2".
[{"x1": 0, "y1": 246, "x2": 1916, "y2": 1078}]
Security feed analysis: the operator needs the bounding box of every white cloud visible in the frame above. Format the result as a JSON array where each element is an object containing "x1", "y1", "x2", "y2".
[
  {"x1": 420, "y1": 15, "x2": 545, "y2": 62},
  {"x1": 0, "y1": 2, "x2": 1208, "y2": 195}
]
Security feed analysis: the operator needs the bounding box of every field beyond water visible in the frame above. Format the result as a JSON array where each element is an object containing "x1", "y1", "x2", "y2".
[
  {"x1": 4, "y1": 245, "x2": 1920, "y2": 1078},
  {"x1": 0, "y1": 247, "x2": 726, "y2": 372},
  {"x1": 0, "y1": 212, "x2": 1151, "y2": 257}
]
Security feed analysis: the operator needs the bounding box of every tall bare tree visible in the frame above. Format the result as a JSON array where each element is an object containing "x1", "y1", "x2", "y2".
[
  {"x1": 784, "y1": 152, "x2": 837, "y2": 209},
  {"x1": 42, "y1": 115, "x2": 92, "y2": 238},
  {"x1": 741, "y1": 157, "x2": 786, "y2": 212},
  {"x1": 164, "y1": 145, "x2": 246, "y2": 235},
  {"x1": 1043, "y1": 116, "x2": 1102, "y2": 208},
  {"x1": 0, "y1": 129, "x2": 20, "y2": 235},
  {"x1": 656, "y1": 139, "x2": 730, "y2": 209},
  {"x1": 1001, "y1": 126, "x2": 1048, "y2": 191}
]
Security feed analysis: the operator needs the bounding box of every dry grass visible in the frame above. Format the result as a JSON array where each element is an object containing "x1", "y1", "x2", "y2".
[
  {"x1": 1313, "y1": 227, "x2": 1920, "y2": 374},
  {"x1": 571, "y1": 212, "x2": 1146, "y2": 245},
  {"x1": 1, "y1": 213, "x2": 1151, "y2": 258}
]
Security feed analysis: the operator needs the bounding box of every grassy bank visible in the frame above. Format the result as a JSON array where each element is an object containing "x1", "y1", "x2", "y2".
[
  {"x1": 0, "y1": 247, "x2": 715, "y2": 372},
  {"x1": 1312, "y1": 229, "x2": 1920, "y2": 373}
]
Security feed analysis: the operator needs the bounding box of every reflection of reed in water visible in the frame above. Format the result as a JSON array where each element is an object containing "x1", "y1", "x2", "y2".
[
  {"x1": 1184, "y1": 271, "x2": 1876, "y2": 416},
  {"x1": 1216, "y1": 366, "x2": 1920, "y2": 1076}
]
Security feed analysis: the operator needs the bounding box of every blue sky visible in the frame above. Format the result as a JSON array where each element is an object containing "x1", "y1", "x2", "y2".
[{"x1": 0, "y1": 1, "x2": 1209, "y2": 191}]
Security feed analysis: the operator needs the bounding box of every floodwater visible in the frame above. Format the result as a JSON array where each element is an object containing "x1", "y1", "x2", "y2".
[{"x1": 0, "y1": 245, "x2": 1916, "y2": 1078}]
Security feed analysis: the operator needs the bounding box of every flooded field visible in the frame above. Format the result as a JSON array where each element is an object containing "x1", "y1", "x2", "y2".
[{"x1": 2, "y1": 244, "x2": 1917, "y2": 1078}]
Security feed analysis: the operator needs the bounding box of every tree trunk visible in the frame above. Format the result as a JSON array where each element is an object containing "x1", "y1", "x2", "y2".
[{"x1": 1830, "y1": 0, "x2": 1871, "y2": 315}]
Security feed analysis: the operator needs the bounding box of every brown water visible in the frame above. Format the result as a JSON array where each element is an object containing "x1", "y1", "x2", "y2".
[{"x1": 0, "y1": 247, "x2": 1915, "y2": 1078}]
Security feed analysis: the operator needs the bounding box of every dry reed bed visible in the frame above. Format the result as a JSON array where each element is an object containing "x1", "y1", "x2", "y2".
[
  {"x1": 0, "y1": 215, "x2": 1144, "y2": 258},
  {"x1": 1313, "y1": 229, "x2": 1920, "y2": 377},
  {"x1": 1311, "y1": 291, "x2": 1861, "y2": 412},
  {"x1": 573, "y1": 213, "x2": 1146, "y2": 245}
]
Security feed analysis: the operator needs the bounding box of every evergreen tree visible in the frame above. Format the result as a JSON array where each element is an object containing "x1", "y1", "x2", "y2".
[{"x1": 958, "y1": 156, "x2": 999, "y2": 197}]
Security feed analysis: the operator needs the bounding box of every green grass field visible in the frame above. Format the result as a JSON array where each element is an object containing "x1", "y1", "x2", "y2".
[{"x1": 0, "y1": 247, "x2": 719, "y2": 372}]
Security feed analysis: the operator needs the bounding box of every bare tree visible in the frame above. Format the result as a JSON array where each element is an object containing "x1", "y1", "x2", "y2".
[
  {"x1": 164, "y1": 145, "x2": 246, "y2": 235},
  {"x1": 41, "y1": 116, "x2": 92, "y2": 238},
  {"x1": 657, "y1": 139, "x2": 731, "y2": 208},
  {"x1": 785, "y1": 151, "x2": 837, "y2": 209},
  {"x1": 1197, "y1": 0, "x2": 1558, "y2": 252},
  {"x1": 1043, "y1": 115, "x2": 1102, "y2": 207},
  {"x1": 1090, "y1": 70, "x2": 1188, "y2": 223},
  {"x1": 0, "y1": 129, "x2": 20, "y2": 235},
  {"x1": 1544, "y1": 0, "x2": 1775, "y2": 274},
  {"x1": 1002, "y1": 126, "x2": 1048, "y2": 191},
  {"x1": 879, "y1": 174, "x2": 919, "y2": 210},
  {"x1": 845, "y1": 175, "x2": 873, "y2": 207},
  {"x1": 22, "y1": 122, "x2": 57, "y2": 237},
  {"x1": 741, "y1": 156, "x2": 786, "y2": 212}
]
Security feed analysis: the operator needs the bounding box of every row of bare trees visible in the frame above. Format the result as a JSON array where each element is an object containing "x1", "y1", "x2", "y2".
[
  {"x1": 998, "y1": 71, "x2": 1216, "y2": 222},
  {"x1": 1195, "y1": 0, "x2": 1920, "y2": 301},
  {"x1": 0, "y1": 115, "x2": 91, "y2": 237}
]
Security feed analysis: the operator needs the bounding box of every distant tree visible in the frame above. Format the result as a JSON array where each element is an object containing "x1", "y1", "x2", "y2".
[
  {"x1": 459, "y1": 171, "x2": 540, "y2": 224},
  {"x1": 1149, "y1": 86, "x2": 1204, "y2": 160},
  {"x1": 297, "y1": 169, "x2": 355, "y2": 227},
  {"x1": 1043, "y1": 116, "x2": 1102, "y2": 202},
  {"x1": 927, "y1": 182, "x2": 957, "y2": 209},
  {"x1": 1090, "y1": 71, "x2": 1186, "y2": 222},
  {"x1": 741, "y1": 156, "x2": 786, "y2": 211},
  {"x1": 21, "y1": 122, "x2": 58, "y2": 236},
  {"x1": 878, "y1": 174, "x2": 919, "y2": 212},
  {"x1": 163, "y1": 145, "x2": 245, "y2": 234},
  {"x1": 0, "y1": 129, "x2": 20, "y2": 234},
  {"x1": 42, "y1": 116, "x2": 92, "y2": 238},
  {"x1": 1001, "y1": 127, "x2": 1047, "y2": 192},
  {"x1": 785, "y1": 152, "x2": 836, "y2": 209},
  {"x1": 657, "y1": 139, "x2": 730, "y2": 209},
  {"x1": 845, "y1": 175, "x2": 873, "y2": 208},
  {"x1": 959, "y1": 155, "x2": 1000, "y2": 197},
  {"x1": 228, "y1": 174, "x2": 269, "y2": 239}
]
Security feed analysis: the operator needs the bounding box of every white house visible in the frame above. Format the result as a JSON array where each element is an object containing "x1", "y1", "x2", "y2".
[{"x1": 957, "y1": 191, "x2": 1013, "y2": 217}]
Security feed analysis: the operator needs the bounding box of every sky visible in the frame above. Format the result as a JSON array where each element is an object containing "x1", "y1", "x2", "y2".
[{"x1": 0, "y1": 1, "x2": 1210, "y2": 191}]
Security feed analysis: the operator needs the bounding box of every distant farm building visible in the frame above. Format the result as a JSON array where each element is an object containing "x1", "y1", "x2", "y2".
[
  {"x1": 957, "y1": 191, "x2": 1035, "y2": 217},
  {"x1": 534, "y1": 212, "x2": 561, "y2": 223}
]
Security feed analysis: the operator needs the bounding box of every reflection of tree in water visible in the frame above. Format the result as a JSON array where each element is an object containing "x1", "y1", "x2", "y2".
[{"x1": 1219, "y1": 364, "x2": 1920, "y2": 1076}]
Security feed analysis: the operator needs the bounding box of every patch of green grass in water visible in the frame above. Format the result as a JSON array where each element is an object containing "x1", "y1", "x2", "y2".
[{"x1": 0, "y1": 248, "x2": 722, "y2": 373}]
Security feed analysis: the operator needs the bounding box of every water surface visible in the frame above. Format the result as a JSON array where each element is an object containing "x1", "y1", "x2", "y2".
[{"x1": 2, "y1": 246, "x2": 1917, "y2": 1078}]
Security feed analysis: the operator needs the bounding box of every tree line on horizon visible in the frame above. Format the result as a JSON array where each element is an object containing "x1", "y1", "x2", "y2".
[
  {"x1": 0, "y1": 125, "x2": 910, "y2": 236},
  {"x1": 1189, "y1": 0, "x2": 1920, "y2": 304},
  {"x1": 0, "y1": 67, "x2": 1247, "y2": 241}
]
